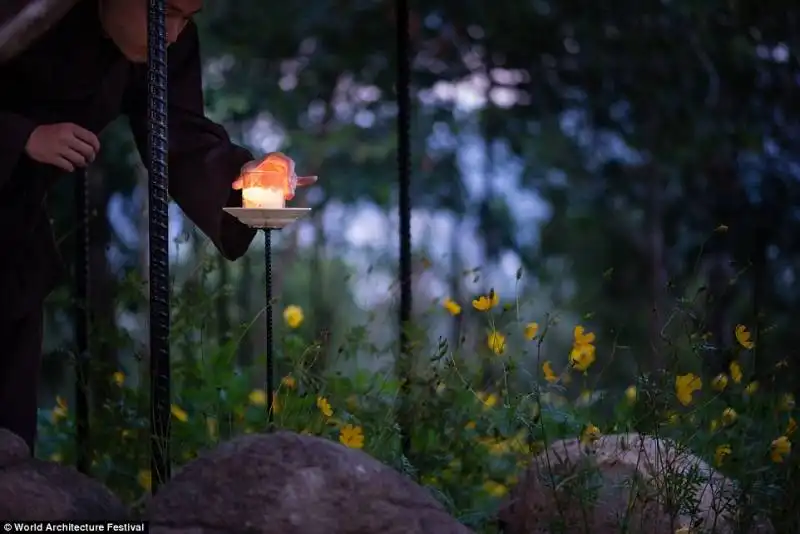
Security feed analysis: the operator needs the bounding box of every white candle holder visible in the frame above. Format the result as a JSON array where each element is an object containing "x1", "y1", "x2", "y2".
[{"x1": 223, "y1": 207, "x2": 312, "y2": 229}]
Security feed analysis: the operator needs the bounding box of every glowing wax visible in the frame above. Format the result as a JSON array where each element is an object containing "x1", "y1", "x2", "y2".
[{"x1": 242, "y1": 186, "x2": 285, "y2": 209}]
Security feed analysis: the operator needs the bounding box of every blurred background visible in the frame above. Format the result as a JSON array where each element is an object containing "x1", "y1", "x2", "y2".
[{"x1": 40, "y1": 0, "x2": 800, "y2": 426}]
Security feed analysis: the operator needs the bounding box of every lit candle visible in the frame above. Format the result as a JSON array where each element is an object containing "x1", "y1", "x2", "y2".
[{"x1": 242, "y1": 186, "x2": 285, "y2": 209}]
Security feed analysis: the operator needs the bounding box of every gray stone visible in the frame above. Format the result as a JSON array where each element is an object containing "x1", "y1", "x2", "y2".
[
  {"x1": 0, "y1": 429, "x2": 129, "y2": 521},
  {"x1": 147, "y1": 431, "x2": 473, "y2": 534}
]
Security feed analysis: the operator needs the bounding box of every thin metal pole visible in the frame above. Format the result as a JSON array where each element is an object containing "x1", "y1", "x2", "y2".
[
  {"x1": 395, "y1": 0, "x2": 413, "y2": 461},
  {"x1": 74, "y1": 167, "x2": 90, "y2": 474},
  {"x1": 264, "y1": 230, "x2": 275, "y2": 429},
  {"x1": 147, "y1": 0, "x2": 171, "y2": 492}
]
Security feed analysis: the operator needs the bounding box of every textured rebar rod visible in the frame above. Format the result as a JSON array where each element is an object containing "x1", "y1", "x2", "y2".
[
  {"x1": 147, "y1": 0, "x2": 171, "y2": 492},
  {"x1": 265, "y1": 230, "x2": 274, "y2": 429},
  {"x1": 74, "y1": 167, "x2": 90, "y2": 475},
  {"x1": 395, "y1": 0, "x2": 413, "y2": 461}
]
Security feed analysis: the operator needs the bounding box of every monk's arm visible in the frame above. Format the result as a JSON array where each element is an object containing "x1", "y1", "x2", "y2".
[
  {"x1": 0, "y1": 111, "x2": 37, "y2": 189},
  {"x1": 123, "y1": 21, "x2": 256, "y2": 261}
]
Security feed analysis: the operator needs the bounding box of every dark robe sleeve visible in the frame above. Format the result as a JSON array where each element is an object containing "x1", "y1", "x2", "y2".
[
  {"x1": 0, "y1": 111, "x2": 37, "y2": 190},
  {"x1": 123, "y1": 21, "x2": 256, "y2": 261}
]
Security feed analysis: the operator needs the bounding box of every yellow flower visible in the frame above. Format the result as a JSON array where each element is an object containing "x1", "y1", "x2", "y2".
[
  {"x1": 711, "y1": 373, "x2": 728, "y2": 392},
  {"x1": 735, "y1": 324, "x2": 754, "y2": 349},
  {"x1": 581, "y1": 423, "x2": 601, "y2": 445},
  {"x1": 625, "y1": 386, "x2": 637, "y2": 404},
  {"x1": 283, "y1": 305, "x2": 304, "y2": 328},
  {"x1": 523, "y1": 322, "x2": 539, "y2": 340},
  {"x1": 487, "y1": 331, "x2": 507, "y2": 355},
  {"x1": 787, "y1": 417, "x2": 797, "y2": 436},
  {"x1": 443, "y1": 298, "x2": 461, "y2": 316},
  {"x1": 714, "y1": 444, "x2": 732, "y2": 467},
  {"x1": 569, "y1": 342, "x2": 596, "y2": 372},
  {"x1": 137, "y1": 469, "x2": 152, "y2": 491},
  {"x1": 206, "y1": 417, "x2": 218, "y2": 440},
  {"x1": 316, "y1": 396, "x2": 333, "y2": 417},
  {"x1": 729, "y1": 361, "x2": 743, "y2": 383},
  {"x1": 478, "y1": 392, "x2": 499, "y2": 409},
  {"x1": 675, "y1": 373, "x2": 702, "y2": 406},
  {"x1": 779, "y1": 393, "x2": 795, "y2": 411},
  {"x1": 573, "y1": 325, "x2": 596, "y2": 345},
  {"x1": 339, "y1": 424, "x2": 364, "y2": 449},
  {"x1": 721, "y1": 407, "x2": 737, "y2": 426},
  {"x1": 482, "y1": 480, "x2": 508, "y2": 497},
  {"x1": 170, "y1": 404, "x2": 188, "y2": 423},
  {"x1": 542, "y1": 361, "x2": 558, "y2": 383},
  {"x1": 464, "y1": 421, "x2": 476, "y2": 430},
  {"x1": 472, "y1": 291, "x2": 499, "y2": 311},
  {"x1": 52, "y1": 396, "x2": 68, "y2": 423},
  {"x1": 111, "y1": 371, "x2": 125, "y2": 387},
  {"x1": 745, "y1": 381, "x2": 759, "y2": 395},
  {"x1": 281, "y1": 375, "x2": 296, "y2": 389},
  {"x1": 248, "y1": 389, "x2": 267, "y2": 406},
  {"x1": 770, "y1": 436, "x2": 791, "y2": 463},
  {"x1": 710, "y1": 419, "x2": 719, "y2": 432}
]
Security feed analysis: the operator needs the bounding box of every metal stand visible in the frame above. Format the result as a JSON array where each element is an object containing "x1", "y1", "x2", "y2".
[
  {"x1": 74, "y1": 168, "x2": 90, "y2": 474},
  {"x1": 223, "y1": 207, "x2": 311, "y2": 431},
  {"x1": 264, "y1": 230, "x2": 274, "y2": 429}
]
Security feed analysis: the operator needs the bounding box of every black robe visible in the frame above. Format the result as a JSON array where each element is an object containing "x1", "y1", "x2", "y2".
[{"x1": 0, "y1": 0, "x2": 256, "y2": 320}]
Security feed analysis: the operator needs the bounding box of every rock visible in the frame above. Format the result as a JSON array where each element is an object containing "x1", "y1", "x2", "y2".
[
  {"x1": 0, "y1": 429, "x2": 29, "y2": 467},
  {"x1": 0, "y1": 430, "x2": 129, "y2": 521},
  {"x1": 147, "y1": 431, "x2": 473, "y2": 534},
  {"x1": 498, "y1": 433, "x2": 772, "y2": 534}
]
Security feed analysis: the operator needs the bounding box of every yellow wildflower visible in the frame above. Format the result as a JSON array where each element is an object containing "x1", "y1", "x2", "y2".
[
  {"x1": 111, "y1": 372, "x2": 125, "y2": 387},
  {"x1": 787, "y1": 417, "x2": 797, "y2": 436},
  {"x1": 464, "y1": 421, "x2": 476, "y2": 430},
  {"x1": 248, "y1": 389, "x2": 267, "y2": 406},
  {"x1": 52, "y1": 396, "x2": 68, "y2": 423},
  {"x1": 542, "y1": 361, "x2": 558, "y2": 383},
  {"x1": 710, "y1": 419, "x2": 719, "y2": 432},
  {"x1": 137, "y1": 469, "x2": 152, "y2": 491},
  {"x1": 569, "y1": 343, "x2": 596, "y2": 372},
  {"x1": 779, "y1": 393, "x2": 795, "y2": 411},
  {"x1": 482, "y1": 480, "x2": 508, "y2": 497},
  {"x1": 721, "y1": 407, "x2": 737, "y2": 426},
  {"x1": 711, "y1": 373, "x2": 728, "y2": 392},
  {"x1": 729, "y1": 361, "x2": 743, "y2": 383},
  {"x1": 523, "y1": 322, "x2": 539, "y2": 340},
  {"x1": 770, "y1": 436, "x2": 791, "y2": 463},
  {"x1": 339, "y1": 424, "x2": 364, "y2": 449},
  {"x1": 170, "y1": 404, "x2": 188, "y2": 423},
  {"x1": 472, "y1": 291, "x2": 499, "y2": 311},
  {"x1": 735, "y1": 324, "x2": 754, "y2": 349},
  {"x1": 573, "y1": 325, "x2": 596, "y2": 345},
  {"x1": 283, "y1": 305, "x2": 304, "y2": 328},
  {"x1": 581, "y1": 423, "x2": 601, "y2": 445},
  {"x1": 478, "y1": 392, "x2": 499, "y2": 409},
  {"x1": 714, "y1": 444, "x2": 732, "y2": 467},
  {"x1": 206, "y1": 417, "x2": 218, "y2": 440},
  {"x1": 281, "y1": 375, "x2": 296, "y2": 389},
  {"x1": 625, "y1": 386, "x2": 637, "y2": 404},
  {"x1": 487, "y1": 331, "x2": 507, "y2": 355},
  {"x1": 443, "y1": 298, "x2": 461, "y2": 316},
  {"x1": 675, "y1": 373, "x2": 702, "y2": 406},
  {"x1": 316, "y1": 396, "x2": 333, "y2": 417},
  {"x1": 745, "y1": 381, "x2": 759, "y2": 395}
]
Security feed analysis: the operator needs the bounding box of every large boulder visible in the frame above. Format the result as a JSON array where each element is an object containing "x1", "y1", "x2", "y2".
[
  {"x1": 147, "y1": 431, "x2": 473, "y2": 534},
  {"x1": 0, "y1": 429, "x2": 129, "y2": 521},
  {"x1": 498, "y1": 433, "x2": 772, "y2": 534}
]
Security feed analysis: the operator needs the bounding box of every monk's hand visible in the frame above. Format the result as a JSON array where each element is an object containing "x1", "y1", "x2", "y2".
[
  {"x1": 231, "y1": 174, "x2": 317, "y2": 190},
  {"x1": 24, "y1": 123, "x2": 100, "y2": 173}
]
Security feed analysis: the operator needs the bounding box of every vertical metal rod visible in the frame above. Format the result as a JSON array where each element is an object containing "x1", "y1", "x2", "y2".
[
  {"x1": 264, "y1": 230, "x2": 274, "y2": 429},
  {"x1": 74, "y1": 168, "x2": 90, "y2": 474},
  {"x1": 147, "y1": 0, "x2": 171, "y2": 492},
  {"x1": 395, "y1": 0, "x2": 413, "y2": 461}
]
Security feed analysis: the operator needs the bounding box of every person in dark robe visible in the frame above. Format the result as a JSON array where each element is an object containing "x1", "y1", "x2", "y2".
[{"x1": 0, "y1": 0, "x2": 266, "y2": 454}]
